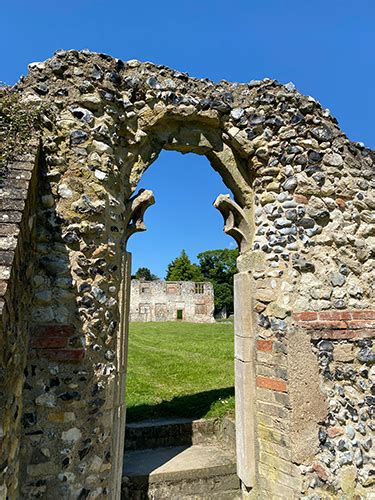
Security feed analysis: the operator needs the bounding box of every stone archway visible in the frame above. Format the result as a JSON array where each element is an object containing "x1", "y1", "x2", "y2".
[
  {"x1": 118, "y1": 118, "x2": 257, "y2": 498},
  {"x1": 0, "y1": 50, "x2": 373, "y2": 499}
]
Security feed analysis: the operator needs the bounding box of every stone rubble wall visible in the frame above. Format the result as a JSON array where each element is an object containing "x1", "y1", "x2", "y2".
[
  {"x1": 295, "y1": 311, "x2": 374, "y2": 497},
  {"x1": 129, "y1": 279, "x2": 215, "y2": 323},
  {"x1": 0, "y1": 141, "x2": 39, "y2": 499},
  {"x1": 0, "y1": 49, "x2": 371, "y2": 499},
  {"x1": 248, "y1": 92, "x2": 374, "y2": 497}
]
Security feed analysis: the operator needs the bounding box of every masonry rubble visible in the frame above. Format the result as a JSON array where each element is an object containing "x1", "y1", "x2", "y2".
[{"x1": 0, "y1": 49, "x2": 373, "y2": 499}]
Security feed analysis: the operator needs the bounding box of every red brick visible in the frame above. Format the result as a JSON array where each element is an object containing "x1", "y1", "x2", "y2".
[
  {"x1": 307, "y1": 330, "x2": 362, "y2": 340},
  {"x1": 36, "y1": 348, "x2": 85, "y2": 361},
  {"x1": 34, "y1": 325, "x2": 75, "y2": 338},
  {"x1": 351, "y1": 311, "x2": 375, "y2": 320},
  {"x1": 346, "y1": 320, "x2": 375, "y2": 330},
  {"x1": 257, "y1": 340, "x2": 273, "y2": 352},
  {"x1": 312, "y1": 462, "x2": 330, "y2": 482},
  {"x1": 293, "y1": 311, "x2": 318, "y2": 321},
  {"x1": 30, "y1": 336, "x2": 68, "y2": 349},
  {"x1": 301, "y1": 320, "x2": 348, "y2": 330},
  {"x1": 319, "y1": 310, "x2": 352, "y2": 321},
  {"x1": 256, "y1": 376, "x2": 287, "y2": 393},
  {"x1": 327, "y1": 425, "x2": 344, "y2": 438},
  {"x1": 335, "y1": 198, "x2": 346, "y2": 209},
  {"x1": 293, "y1": 194, "x2": 309, "y2": 204}
]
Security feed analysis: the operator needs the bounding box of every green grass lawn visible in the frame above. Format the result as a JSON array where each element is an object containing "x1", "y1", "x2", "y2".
[{"x1": 126, "y1": 321, "x2": 235, "y2": 422}]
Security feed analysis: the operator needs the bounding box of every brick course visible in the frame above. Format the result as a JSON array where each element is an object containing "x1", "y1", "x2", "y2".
[
  {"x1": 293, "y1": 310, "x2": 375, "y2": 339},
  {"x1": 30, "y1": 325, "x2": 84, "y2": 361},
  {"x1": 256, "y1": 375, "x2": 287, "y2": 393}
]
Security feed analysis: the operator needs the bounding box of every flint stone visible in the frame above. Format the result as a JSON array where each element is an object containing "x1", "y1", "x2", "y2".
[
  {"x1": 62, "y1": 427, "x2": 82, "y2": 443},
  {"x1": 297, "y1": 218, "x2": 315, "y2": 229},
  {"x1": 338, "y1": 451, "x2": 353, "y2": 466},
  {"x1": 231, "y1": 108, "x2": 244, "y2": 120},
  {"x1": 91, "y1": 64, "x2": 102, "y2": 80},
  {"x1": 292, "y1": 256, "x2": 315, "y2": 272},
  {"x1": 147, "y1": 76, "x2": 161, "y2": 89},
  {"x1": 70, "y1": 129, "x2": 88, "y2": 145},
  {"x1": 280, "y1": 226, "x2": 297, "y2": 235},
  {"x1": 32, "y1": 307, "x2": 54, "y2": 322},
  {"x1": 275, "y1": 217, "x2": 292, "y2": 228},
  {"x1": 277, "y1": 192, "x2": 288, "y2": 202},
  {"x1": 40, "y1": 255, "x2": 68, "y2": 275},
  {"x1": 308, "y1": 150, "x2": 323, "y2": 163},
  {"x1": 318, "y1": 340, "x2": 333, "y2": 352},
  {"x1": 283, "y1": 200, "x2": 298, "y2": 208},
  {"x1": 70, "y1": 107, "x2": 94, "y2": 124},
  {"x1": 34, "y1": 83, "x2": 49, "y2": 95},
  {"x1": 35, "y1": 393, "x2": 56, "y2": 408},
  {"x1": 92, "y1": 140, "x2": 113, "y2": 155},
  {"x1": 357, "y1": 347, "x2": 375, "y2": 364},
  {"x1": 58, "y1": 183, "x2": 73, "y2": 199},
  {"x1": 324, "y1": 152, "x2": 344, "y2": 167},
  {"x1": 330, "y1": 273, "x2": 346, "y2": 287},
  {"x1": 281, "y1": 177, "x2": 298, "y2": 191},
  {"x1": 311, "y1": 125, "x2": 334, "y2": 142},
  {"x1": 34, "y1": 289, "x2": 52, "y2": 305},
  {"x1": 362, "y1": 436, "x2": 372, "y2": 451},
  {"x1": 285, "y1": 209, "x2": 298, "y2": 221}
]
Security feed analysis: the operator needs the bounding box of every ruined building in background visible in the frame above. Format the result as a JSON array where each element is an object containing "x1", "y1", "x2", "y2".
[
  {"x1": 129, "y1": 280, "x2": 215, "y2": 322},
  {"x1": 0, "y1": 50, "x2": 374, "y2": 499}
]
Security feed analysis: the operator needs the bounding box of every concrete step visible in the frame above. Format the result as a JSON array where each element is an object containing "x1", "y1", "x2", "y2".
[
  {"x1": 122, "y1": 443, "x2": 241, "y2": 499},
  {"x1": 125, "y1": 416, "x2": 235, "y2": 451}
]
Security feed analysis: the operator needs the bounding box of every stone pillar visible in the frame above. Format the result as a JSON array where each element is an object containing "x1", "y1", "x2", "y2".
[
  {"x1": 214, "y1": 194, "x2": 256, "y2": 489},
  {"x1": 111, "y1": 251, "x2": 131, "y2": 499},
  {"x1": 234, "y1": 271, "x2": 256, "y2": 488}
]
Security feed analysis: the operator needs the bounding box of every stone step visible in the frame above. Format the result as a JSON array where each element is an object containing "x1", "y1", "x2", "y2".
[
  {"x1": 122, "y1": 443, "x2": 241, "y2": 499},
  {"x1": 125, "y1": 416, "x2": 235, "y2": 451}
]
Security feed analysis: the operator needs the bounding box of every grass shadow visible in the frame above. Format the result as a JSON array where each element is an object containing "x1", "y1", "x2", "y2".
[{"x1": 126, "y1": 386, "x2": 234, "y2": 422}]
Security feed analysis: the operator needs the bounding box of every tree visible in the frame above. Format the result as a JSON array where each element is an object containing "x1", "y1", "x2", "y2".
[
  {"x1": 165, "y1": 250, "x2": 204, "y2": 281},
  {"x1": 134, "y1": 267, "x2": 158, "y2": 281},
  {"x1": 197, "y1": 249, "x2": 238, "y2": 314},
  {"x1": 213, "y1": 283, "x2": 233, "y2": 314}
]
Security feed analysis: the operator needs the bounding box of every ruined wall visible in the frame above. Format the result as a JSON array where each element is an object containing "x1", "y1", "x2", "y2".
[
  {"x1": 249, "y1": 109, "x2": 374, "y2": 497},
  {"x1": 0, "y1": 141, "x2": 39, "y2": 499},
  {"x1": 129, "y1": 280, "x2": 215, "y2": 323},
  {"x1": 0, "y1": 49, "x2": 372, "y2": 499}
]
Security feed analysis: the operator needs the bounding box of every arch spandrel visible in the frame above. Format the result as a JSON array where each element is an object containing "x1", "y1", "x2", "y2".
[{"x1": 0, "y1": 49, "x2": 371, "y2": 498}]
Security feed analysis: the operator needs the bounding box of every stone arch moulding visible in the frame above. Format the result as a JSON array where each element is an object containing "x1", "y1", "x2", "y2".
[
  {"x1": 0, "y1": 49, "x2": 372, "y2": 499},
  {"x1": 214, "y1": 193, "x2": 255, "y2": 488},
  {"x1": 121, "y1": 128, "x2": 257, "y2": 493}
]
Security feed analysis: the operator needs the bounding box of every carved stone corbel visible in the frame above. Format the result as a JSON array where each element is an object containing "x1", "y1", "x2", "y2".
[
  {"x1": 214, "y1": 194, "x2": 251, "y2": 252},
  {"x1": 123, "y1": 189, "x2": 155, "y2": 245}
]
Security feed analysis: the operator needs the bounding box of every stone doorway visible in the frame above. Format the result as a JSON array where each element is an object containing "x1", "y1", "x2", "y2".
[
  {"x1": 176, "y1": 308, "x2": 183, "y2": 320},
  {"x1": 120, "y1": 147, "x2": 256, "y2": 498},
  {"x1": 2, "y1": 52, "x2": 370, "y2": 500}
]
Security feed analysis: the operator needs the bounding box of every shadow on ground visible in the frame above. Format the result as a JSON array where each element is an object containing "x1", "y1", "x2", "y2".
[{"x1": 127, "y1": 386, "x2": 235, "y2": 422}]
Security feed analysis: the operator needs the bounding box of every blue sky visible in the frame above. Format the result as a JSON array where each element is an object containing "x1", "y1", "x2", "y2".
[{"x1": 2, "y1": 1, "x2": 374, "y2": 277}]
